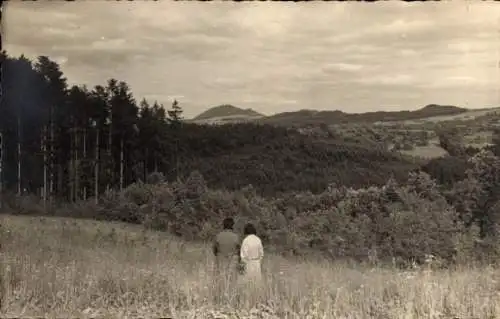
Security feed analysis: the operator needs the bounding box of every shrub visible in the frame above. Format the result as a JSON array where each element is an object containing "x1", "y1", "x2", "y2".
[
  {"x1": 146, "y1": 171, "x2": 165, "y2": 185},
  {"x1": 27, "y1": 168, "x2": 500, "y2": 267},
  {"x1": 421, "y1": 156, "x2": 469, "y2": 186}
]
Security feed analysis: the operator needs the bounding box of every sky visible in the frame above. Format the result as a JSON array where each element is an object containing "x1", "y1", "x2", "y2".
[{"x1": 4, "y1": 1, "x2": 500, "y2": 118}]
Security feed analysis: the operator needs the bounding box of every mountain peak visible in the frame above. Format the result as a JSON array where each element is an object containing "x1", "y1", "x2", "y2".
[
  {"x1": 419, "y1": 104, "x2": 465, "y2": 112},
  {"x1": 192, "y1": 104, "x2": 264, "y2": 121}
]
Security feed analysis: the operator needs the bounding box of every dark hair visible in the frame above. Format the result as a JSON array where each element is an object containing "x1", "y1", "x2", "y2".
[
  {"x1": 243, "y1": 223, "x2": 257, "y2": 236},
  {"x1": 223, "y1": 217, "x2": 235, "y2": 230}
]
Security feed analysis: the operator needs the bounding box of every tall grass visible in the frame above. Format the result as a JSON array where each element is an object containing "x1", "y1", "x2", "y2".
[{"x1": 1, "y1": 214, "x2": 499, "y2": 318}]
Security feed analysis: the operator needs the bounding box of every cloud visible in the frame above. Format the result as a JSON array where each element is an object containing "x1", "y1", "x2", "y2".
[
  {"x1": 355, "y1": 74, "x2": 416, "y2": 86},
  {"x1": 421, "y1": 75, "x2": 492, "y2": 90},
  {"x1": 4, "y1": 1, "x2": 500, "y2": 117},
  {"x1": 322, "y1": 63, "x2": 365, "y2": 73}
]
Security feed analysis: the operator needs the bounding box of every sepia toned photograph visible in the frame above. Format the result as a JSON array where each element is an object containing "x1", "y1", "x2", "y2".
[{"x1": 2, "y1": 1, "x2": 500, "y2": 318}]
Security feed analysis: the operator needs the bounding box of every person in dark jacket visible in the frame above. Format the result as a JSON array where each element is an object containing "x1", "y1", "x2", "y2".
[{"x1": 212, "y1": 217, "x2": 240, "y2": 301}]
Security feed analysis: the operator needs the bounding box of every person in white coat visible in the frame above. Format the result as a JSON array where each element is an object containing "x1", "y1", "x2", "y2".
[{"x1": 239, "y1": 223, "x2": 264, "y2": 286}]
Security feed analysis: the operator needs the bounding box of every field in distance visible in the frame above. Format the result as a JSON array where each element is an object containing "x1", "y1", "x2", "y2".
[
  {"x1": 2, "y1": 214, "x2": 500, "y2": 319},
  {"x1": 391, "y1": 107, "x2": 500, "y2": 125},
  {"x1": 189, "y1": 104, "x2": 500, "y2": 160},
  {"x1": 397, "y1": 109, "x2": 499, "y2": 159}
]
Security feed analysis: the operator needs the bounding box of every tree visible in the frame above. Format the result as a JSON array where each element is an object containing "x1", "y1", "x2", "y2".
[
  {"x1": 167, "y1": 99, "x2": 183, "y2": 126},
  {"x1": 421, "y1": 156, "x2": 469, "y2": 186},
  {"x1": 166, "y1": 99, "x2": 185, "y2": 179},
  {"x1": 136, "y1": 99, "x2": 154, "y2": 180},
  {"x1": 136, "y1": 99, "x2": 168, "y2": 180},
  {"x1": 437, "y1": 128, "x2": 465, "y2": 157},
  {"x1": 448, "y1": 150, "x2": 500, "y2": 238},
  {"x1": 106, "y1": 80, "x2": 139, "y2": 190},
  {"x1": 34, "y1": 56, "x2": 69, "y2": 202},
  {"x1": 489, "y1": 128, "x2": 500, "y2": 157},
  {"x1": 1, "y1": 54, "x2": 55, "y2": 197},
  {"x1": 66, "y1": 85, "x2": 94, "y2": 201},
  {"x1": 88, "y1": 85, "x2": 110, "y2": 202}
]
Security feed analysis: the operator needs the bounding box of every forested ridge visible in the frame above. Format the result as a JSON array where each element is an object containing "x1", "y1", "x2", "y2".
[
  {"x1": 260, "y1": 104, "x2": 468, "y2": 126},
  {"x1": 1, "y1": 52, "x2": 419, "y2": 201}
]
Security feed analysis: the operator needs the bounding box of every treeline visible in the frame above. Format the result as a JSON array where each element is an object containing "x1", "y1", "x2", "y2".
[
  {"x1": 1, "y1": 53, "x2": 185, "y2": 203},
  {"x1": 1, "y1": 52, "x2": 421, "y2": 203},
  {"x1": 261, "y1": 104, "x2": 468, "y2": 127}
]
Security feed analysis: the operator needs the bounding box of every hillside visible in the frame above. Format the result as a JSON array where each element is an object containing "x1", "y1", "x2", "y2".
[
  {"x1": 191, "y1": 104, "x2": 264, "y2": 124},
  {"x1": 168, "y1": 122, "x2": 420, "y2": 195},
  {"x1": 393, "y1": 107, "x2": 500, "y2": 125},
  {"x1": 260, "y1": 104, "x2": 468, "y2": 127}
]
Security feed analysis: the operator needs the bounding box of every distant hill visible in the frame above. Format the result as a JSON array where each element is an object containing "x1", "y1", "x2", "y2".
[
  {"x1": 191, "y1": 104, "x2": 264, "y2": 124},
  {"x1": 260, "y1": 104, "x2": 469, "y2": 127},
  {"x1": 190, "y1": 103, "x2": 479, "y2": 127}
]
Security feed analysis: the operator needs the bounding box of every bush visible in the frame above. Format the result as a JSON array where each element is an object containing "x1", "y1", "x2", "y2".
[
  {"x1": 146, "y1": 171, "x2": 165, "y2": 185},
  {"x1": 421, "y1": 156, "x2": 469, "y2": 186},
  {"x1": 22, "y1": 165, "x2": 500, "y2": 267}
]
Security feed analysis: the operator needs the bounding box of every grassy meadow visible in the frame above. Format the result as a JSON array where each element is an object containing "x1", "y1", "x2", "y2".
[
  {"x1": 400, "y1": 143, "x2": 448, "y2": 159},
  {"x1": 2, "y1": 214, "x2": 500, "y2": 319}
]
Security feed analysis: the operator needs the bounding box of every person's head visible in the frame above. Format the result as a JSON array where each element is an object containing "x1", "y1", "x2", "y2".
[
  {"x1": 243, "y1": 223, "x2": 257, "y2": 236},
  {"x1": 222, "y1": 217, "x2": 235, "y2": 230}
]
